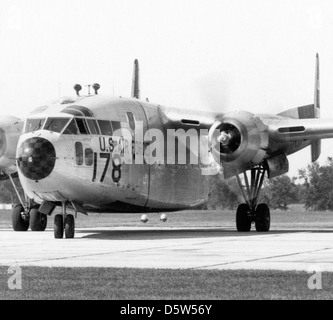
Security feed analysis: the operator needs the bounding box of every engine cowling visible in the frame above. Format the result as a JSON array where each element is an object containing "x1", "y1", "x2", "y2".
[
  {"x1": 0, "y1": 115, "x2": 24, "y2": 174},
  {"x1": 208, "y1": 110, "x2": 269, "y2": 168}
]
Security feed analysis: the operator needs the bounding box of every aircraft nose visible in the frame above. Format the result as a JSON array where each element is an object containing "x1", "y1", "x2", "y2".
[{"x1": 17, "y1": 137, "x2": 56, "y2": 181}]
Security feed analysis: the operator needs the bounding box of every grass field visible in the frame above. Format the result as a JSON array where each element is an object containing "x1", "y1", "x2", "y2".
[
  {"x1": 0, "y1": 204, "x2": 333, "y2": 300},
  {"x1": 0, "y1": 267, "x2": 333, "y2": 300}
]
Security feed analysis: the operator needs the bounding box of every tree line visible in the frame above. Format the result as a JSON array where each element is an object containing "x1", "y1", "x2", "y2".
[{"x1": 202, "y1": 158, "x2": 333, "y2": 211}]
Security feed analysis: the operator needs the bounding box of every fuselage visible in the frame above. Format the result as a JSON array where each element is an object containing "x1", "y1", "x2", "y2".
[
  {"x1": 16, "y1": 94, "x2": 321, "y2": 214},
  {"x1": 16, "y1": 95, "x2": 219, "y2": 213}
]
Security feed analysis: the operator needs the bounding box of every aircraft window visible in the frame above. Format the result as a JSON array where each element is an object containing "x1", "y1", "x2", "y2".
[
  {"x1": 111, "y1": 121, "x2": 121, "y2": 132},
  {"x1": 62, "y1": 105, "x2": 95, "y2": 117},
  {"x1": 97, "y1": 120, "x2": 113, "y2": 136},
  {"x1": 86, "y1": 119, "x2": 100, "y2": 135},
  {"x1": 126, "y1": 112, "x2": 135, "y2": 131},
  {"x1": 25, "y1": 118, "x2": 46, "y2": 133},
  {"x1": 62, "y1": 109, "x2": 84, "y2": 117},
  {"x1": 85, "y1": 148, "x2": 93, "y2": 166},
  {"x1": 75, "y1": 118, "x2": 89, "y2": 135},
  {"x1": 63, "y1": 119, "x2": 79, "y2": 135},
  {"x1": 44, "y1": 118, "x2": 70, "y2": 133},
  {"x1": 75, "y1": 142, "x2": 83, "y2": 165}
]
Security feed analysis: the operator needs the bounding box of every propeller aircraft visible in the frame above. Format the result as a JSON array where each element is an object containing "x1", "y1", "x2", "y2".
[{"x1": 0, "y1": 54, "x2": 330, "y2": 238}]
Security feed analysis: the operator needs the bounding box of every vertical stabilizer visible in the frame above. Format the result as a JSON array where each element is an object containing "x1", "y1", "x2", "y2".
[
  {"x1": 311, "y1": 53, "x2": 321, "y2": 162},
  {"x1": 131, "y1": 59, "x2": 140, "y2": 99},
  {"x1": 314, "y1": 53, "x2": 320, "y2": 111}
]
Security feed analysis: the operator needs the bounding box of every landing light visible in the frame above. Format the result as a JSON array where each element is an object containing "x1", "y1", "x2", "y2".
[{"x1": 160, "y1": 214, "x2": 167, "y2": 222}]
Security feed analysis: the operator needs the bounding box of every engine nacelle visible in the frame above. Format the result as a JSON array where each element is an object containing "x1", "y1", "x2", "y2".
[
  {"x1": 208, "y1": 110, "x2": 269, "y2": 168},
  {"x1": 0, "y1": 115, "x2": 24, "y2": 174}
]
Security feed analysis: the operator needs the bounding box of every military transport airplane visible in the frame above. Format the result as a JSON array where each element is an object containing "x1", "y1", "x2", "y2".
[{"x1": 0, "y1": 54, "x2": 330, "y2": 238}]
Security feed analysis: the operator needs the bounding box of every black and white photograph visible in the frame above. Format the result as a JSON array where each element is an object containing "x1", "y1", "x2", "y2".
[{"x1": 0, "y1": 0, "x2": 333, "y2": 304}]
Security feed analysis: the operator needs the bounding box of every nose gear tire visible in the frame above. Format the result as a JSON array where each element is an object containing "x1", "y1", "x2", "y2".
[
  {"x1": 65, "y1": 215, "x2": 75, "y2": 239},
  {"x1": 54, "y1": 214, "x2": 64, "y2": 239}
]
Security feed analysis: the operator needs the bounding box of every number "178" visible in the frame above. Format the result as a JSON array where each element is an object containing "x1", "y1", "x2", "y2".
[{"x1": 92, "y1": 152, "x2": 122, "y2": 183}]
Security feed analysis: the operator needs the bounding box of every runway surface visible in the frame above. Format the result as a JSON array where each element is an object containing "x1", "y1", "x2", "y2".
[{"x1": 1, "y1": 227, "x2": 333, "y2": 271}]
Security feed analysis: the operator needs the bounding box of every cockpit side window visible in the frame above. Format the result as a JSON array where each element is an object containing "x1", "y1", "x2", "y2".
[
  {"x1": 97, "y1": 120, "x2": 113, "y2": 136},
  {"x1": 44, "y1": 118, "x2": 70, "y2": 133},
  {"x1": 25, "y1": 118, "x2": 46, "y2": 133},
  {"x1": 75, "y1": 142, "x2": 83, "y2": 165},
  {"x1": 75, "y1": 118, "x2": 89, "y2": 135},
  {"x1": 63, "y1": 119, "x2": 79, "y2": 135},
  {"x1": 86, "y1": 119, "x2": 100, "y2": 135},
  {"x1": 126, "y1": 112, "x2": 136, "y2": 131}
]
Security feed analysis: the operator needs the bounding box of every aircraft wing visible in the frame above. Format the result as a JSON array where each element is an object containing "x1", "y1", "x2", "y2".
[
  {"x1": 266, "y1": 117, "x2": 333, "y2": 142},
  {"x1": 208, "y1": 107, "x2": 333, "y2": 179}
]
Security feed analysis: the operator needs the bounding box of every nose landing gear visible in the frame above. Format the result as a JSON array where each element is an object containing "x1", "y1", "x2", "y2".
[
  {"x1": 54, "y1": 202, "x2": 75, "y2": 239},
  {"x1": 54, "y1": 214, "x2": 64, "y2": 238}
]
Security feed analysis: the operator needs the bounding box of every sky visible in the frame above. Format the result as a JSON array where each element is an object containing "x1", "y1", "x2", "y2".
[{"x1": 0, "y1": 0, "x2": 333, "y2": 178}]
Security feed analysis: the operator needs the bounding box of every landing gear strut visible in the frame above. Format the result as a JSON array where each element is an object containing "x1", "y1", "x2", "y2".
[
  {"x1": 54, "y1": 202, "x2": 75, "y2": 239},
  {"x1": 235, "y1": 163, "x2": 270, "y2": 232},
  {"x1": 9, "y1": 174, "x2": 29, "y2": 231}
]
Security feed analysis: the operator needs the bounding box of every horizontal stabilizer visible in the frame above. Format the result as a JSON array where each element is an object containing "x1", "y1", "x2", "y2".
[{"x1": 277, "y1": 104, "x2": 318, "y2": 119}]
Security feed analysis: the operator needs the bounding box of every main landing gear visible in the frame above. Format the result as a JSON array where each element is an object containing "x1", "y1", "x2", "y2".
[
  {"x1": 54, "y1": 202, "x2": 75, "y2": 239},
  {"x1": 9, "y1": 174, "x2": 48, "y2": 232},
  {"x1": 234, "y1": 163, "x2": 270, "y2": 232},
  {"x1": 12, "y1": 204, "x2": 29, "y2": 231},
  {"x1": 8, "y1": 174, "x2": 74, "y2": 238},
  {"x1": 11, "y1": 203, "x2": 48, "y2": 232}
]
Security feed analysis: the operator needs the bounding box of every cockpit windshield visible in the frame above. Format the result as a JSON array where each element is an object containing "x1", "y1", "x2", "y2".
[
  {"x1": 25, "y1": 118, "x2": 46, "y2": 133},
  {"x1": 44, "y1": 118, "x2": 70, "y2": 133},
  {"x1": 63, "y1": 119, "x2": 79, "y2": 135},
  {"x1": 24, "y1": 115, "x2": 118, "y2": 136}
]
